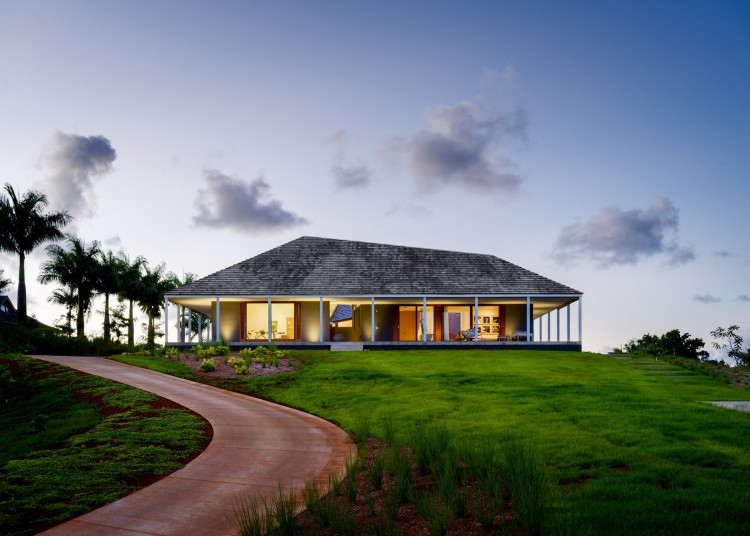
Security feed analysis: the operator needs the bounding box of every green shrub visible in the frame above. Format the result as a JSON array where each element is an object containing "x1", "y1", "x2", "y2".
[
  {"x1": 165, "y1": 347, "x2": 178, "y2": 359},
  {"x1": 199, "y1": 358, "x2": 217, "y2": 372}
]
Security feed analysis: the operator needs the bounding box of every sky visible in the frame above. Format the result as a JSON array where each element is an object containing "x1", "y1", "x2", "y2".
[{"x1": 1, "y1": 0, "x2": 749, "y2": 355}]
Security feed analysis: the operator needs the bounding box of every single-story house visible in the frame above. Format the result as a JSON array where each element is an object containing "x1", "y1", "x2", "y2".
[{"x1": 165, "y1": 236, "x2": 583, "y2": 350}]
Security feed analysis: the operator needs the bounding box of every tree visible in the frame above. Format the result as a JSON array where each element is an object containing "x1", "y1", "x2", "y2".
[
  {"x1": 39, "y1": 236, "x2": 102, "y2": 337},
  {"x1": 97, "y1": 250, "x2": 124, "y2": 342},
  {"x1": 137, "y1": 262, "x2": 178, "y2": 347},
  {"x1": 0, "y1": 268, "x2": 10, "y2": 294},
  {"x1": 624, "y1": 329, "x2": 708, "y2": 360},
  {"x1": 117, "y1": 254, "x2": 146, "y2": 346},
  {"x1": 711, "y1": 325, "x2": 750, "y2": 367},
  {"x1": 48, "y1": 285, "x2": 77, "y2": 336},
  {"x1": 0, "y1": 183, "x2": 71, "y2": 323},
  {"x1": 110, "y1": 301, "x2": 129, "y2": 344}
]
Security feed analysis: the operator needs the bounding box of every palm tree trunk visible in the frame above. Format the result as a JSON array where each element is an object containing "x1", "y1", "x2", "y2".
[
  {"x1": 17, "y1": 252, "x2": 26, "y2": 324},
  {"x1": 127, "y1": 299, "x2": 134, "y2": 346},
  {"x1": 147, "y1": 308, "x2": 155, "y2": 347},
  {"x1": 66, "y1": 305, "x2": 73, "y2": 336},
  {"x1": 76, "y1": 293, "x2": 85, "y2": 337},
  {"x1": 103, "y1": 293, "x2": 111, "y2": 341}
]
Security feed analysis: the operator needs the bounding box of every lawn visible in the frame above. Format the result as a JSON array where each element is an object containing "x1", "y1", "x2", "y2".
[
  {"x1": 0, "y1": 354, "x2": 209, "y2": 536},
  {"x1": 146, "y1": 349, "x2": 750, "y2": 535}
]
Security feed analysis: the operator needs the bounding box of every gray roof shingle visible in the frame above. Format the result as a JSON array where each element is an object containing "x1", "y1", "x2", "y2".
[{"x1": 168, "y1": 236, "x2": 581, "y2": 297}]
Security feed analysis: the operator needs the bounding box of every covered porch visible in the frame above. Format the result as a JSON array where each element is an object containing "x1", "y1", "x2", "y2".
[{"x1": 164, "y1": 293, "x2": 583, "y2": 350}]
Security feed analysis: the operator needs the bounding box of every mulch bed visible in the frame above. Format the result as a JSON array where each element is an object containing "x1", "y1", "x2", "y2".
[{"x1": 169, "y1": 352, "x2": 296, "y2": 378}]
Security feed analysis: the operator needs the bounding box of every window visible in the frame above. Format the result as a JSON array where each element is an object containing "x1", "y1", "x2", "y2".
[{"x1": 244, "y1": 302, "x2": 297, "y2": 341}]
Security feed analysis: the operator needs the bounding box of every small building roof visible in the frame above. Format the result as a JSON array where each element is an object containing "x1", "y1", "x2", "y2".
[
  {"x1": 0, "y1": 295, "x2": 18, "y2": 323},
  {"x1": 169, "y1": 236, "x2": 580, "y2": 297}
]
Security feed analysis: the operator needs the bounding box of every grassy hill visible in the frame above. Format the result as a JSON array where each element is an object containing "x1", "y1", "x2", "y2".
[{"x1": 228, "y1": 349, "x2": 750, "y2": 535}]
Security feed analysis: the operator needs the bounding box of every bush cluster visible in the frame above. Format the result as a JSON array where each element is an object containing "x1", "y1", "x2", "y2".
[
  {"x1": 0, "y1": 322, "x2": 133, "y2": 357},
  {"x1": 227, "y1": 346, "x2": 284, "y2": 374},
  {"x1": 191, "y1": 343, "x2": 230, "y2": 358},
  {"x1": 623, "y1": 329, "x2": 709, "y2": 360}
]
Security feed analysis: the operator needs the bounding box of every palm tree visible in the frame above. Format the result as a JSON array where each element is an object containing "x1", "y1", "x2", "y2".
[
  {"x1": 0, "y1": 268, "x2": 10, "y2": 294},
  {"x1": 138, "y1": 262, "x2": 178, "y2": 347},
  {"x1": 39, "y1": 236, "x2": 102, "y2": 337},
  {"x1": 117, "y1": 254, "x2": 145, "y2": 346},
  {"x1": 0, "y1": 183, "x2": 71, "y2": 323},
  {"x1": 48, "y1": 285, "x2": 77, "y2": 336},
  {"x1": 98, "y1": 250, "x2": 124, "y2": 341}
]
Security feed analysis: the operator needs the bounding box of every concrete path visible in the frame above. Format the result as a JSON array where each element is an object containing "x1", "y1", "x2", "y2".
[{"x1": 31, "y1": 355, "x2": 356, "y2": 536}]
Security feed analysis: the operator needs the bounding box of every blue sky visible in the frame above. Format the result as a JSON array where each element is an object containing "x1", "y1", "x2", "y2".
[{"x1": 1, "y1": 0, "x2": 748, "y2": 353}]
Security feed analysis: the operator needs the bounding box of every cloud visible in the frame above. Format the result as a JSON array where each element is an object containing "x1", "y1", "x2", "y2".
[
  {"x1": 693, "y1": 294, "x2": 721, "y2": 304},
  {"x1": 385, "y1": 203, "x2": 432, "y2": 218},
  {"x1": 737, "y1": 295, "x2": 750, "y2": 302},
  {"x1": 103, "y1": 235, "x2": 122, "y2": 249},
  {"x1": 552, "y1": 197, "x2": 695, "y2": 268},
  {"x1": 331, "y1": 163, "x2": 371, "y2": 189},
  {"x1": 713, "y1": 250, "x2": 732, "y2": 257},
  {"x1": 41, "y1": 131, "x2": 117, "y2": 217},
  {"x1": 481, "y1": 65, "x2": 518, "y2": 87},
  {"x1": 193, "y1": 170, "x2": 307, "y2": 233},
  {"x1": 328, "y1": 130, "x2": 372, "y2": 190},
  {"x1": 387, "y1": 101, "x2": 527, "y2": 193}
]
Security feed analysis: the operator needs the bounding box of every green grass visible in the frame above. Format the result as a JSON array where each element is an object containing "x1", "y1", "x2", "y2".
[
  {"x1": 214, "y1": 349, "x2": 750, "y2": 535},
  {"x1": 109, "y1": 353, "x2": 197, "y2": 379},
  {"x1": 0, "y1": 354, "x2": 207, "y2": 536}
]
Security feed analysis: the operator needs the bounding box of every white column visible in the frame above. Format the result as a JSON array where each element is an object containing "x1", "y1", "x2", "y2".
[
  {"x1": 215, "y1": 297, "x2": 220, "y2": 342},
  {"x1": 422, "y1": 296, "x2": 427, "y2": 342},
  {"x1": 567, "y1": 304, "x2": 571, "y2": 342},
  {"x1": 267, "y1": 297, "x2": 272, "y2": 344},
  {"x1": 547, "y1": 313, "x2": 551, "y2": 341},
  {"x1": 319, "y1": 296, "x2": 324, "y2": 342},
  {"x1": 557, "y1": 308, "x2": 560, "y2": 342},
  {"x1": 179, "y1": 306, "x2": 183, "y2": 343},
  {"x1": 198, "y1": 313, "x2": 203, "y2": 343},
  {"x1": 474, "y1": 296, "x2": 479, "y2": 342},
  {"x1": 371, "y1": 297, "x2": 375, "y2": 342},
  {"x1": 526, "y1": 296, "x2": 531, "y2": 342},
  {"x1": 188, "y1": 309, "x2": 192, "y2": 343},
  {"x1": 164, "y1": 297, "x2": 169, "y2": 345},
  {"x1": 578, "y1": 296, "x2": 583, "y2": 344},
  {"x1": 538, "y1": 317, "x2": 542, "y2": 342}
]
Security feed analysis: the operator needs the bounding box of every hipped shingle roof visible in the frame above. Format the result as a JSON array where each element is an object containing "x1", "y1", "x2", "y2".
[{"x1": 168, "y1": 236, "x2": 580, "y2": 297}]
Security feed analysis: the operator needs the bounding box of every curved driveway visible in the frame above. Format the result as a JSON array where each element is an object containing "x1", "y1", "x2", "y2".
[{"x1": 31, "y1": 355, "x2": 356, "y2": 536}]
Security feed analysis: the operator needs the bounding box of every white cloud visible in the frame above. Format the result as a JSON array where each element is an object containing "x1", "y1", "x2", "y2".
[
  {"x1": 553, "y1": 197, "x2": 695, "y2": 268},
  {"x1": 387, "y1": 101, "x2": 527, "y2": 193},
  {"x1": 40, "y1": 131, "x2": 117, "y2": 217},
  {"x1": 193, "y1": 170, "x2": 307, "y2": 233},
  {"x1": 693, "y1": 294, "x2": 721, "y2": 304}
]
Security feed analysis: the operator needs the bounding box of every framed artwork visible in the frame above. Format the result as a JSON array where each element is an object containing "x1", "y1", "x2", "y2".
[
  {"x1": 482, "y1": 316, "x2": 490, "y2": 324},
  {"x1": 492, "y1": 316, "x2": 499, "y2": 324},
  {"x1": 491, "y1": 325, "x2": 499, "y2": 333},
  {"x1": 481, "y1": 325, "x2": 491, "y2": 333}
]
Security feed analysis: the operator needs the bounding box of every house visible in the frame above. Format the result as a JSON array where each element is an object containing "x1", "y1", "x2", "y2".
[
  {"x1": 165, "y1": 236, "x2": 583, "y2": 350},
  {"x1": 0, "y1": 295, "x2": 18, "y2": 323}
]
